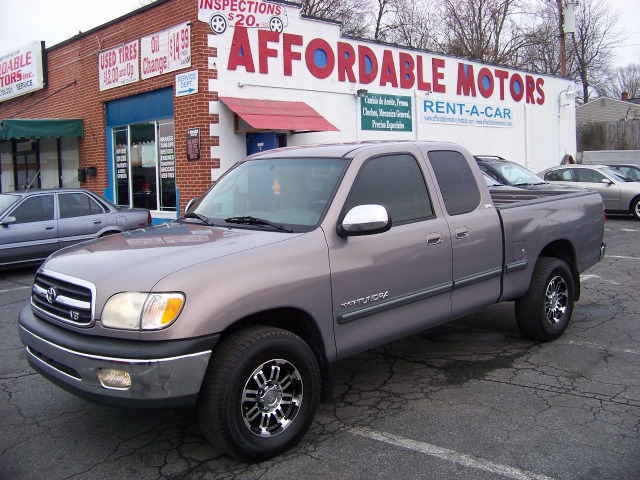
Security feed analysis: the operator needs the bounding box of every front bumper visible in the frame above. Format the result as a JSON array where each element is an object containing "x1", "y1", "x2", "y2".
[{"x1": 19, "y1": 304, "x2": 219, "y2": 408}]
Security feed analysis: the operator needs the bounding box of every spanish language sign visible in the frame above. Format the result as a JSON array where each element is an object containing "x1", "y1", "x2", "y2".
[
  {"x1": 98, "y1": 40, "x2": 139, "y2": 91},
  {"x1": 360, "y1": 93, "x2": 412, "y2": 131},
  {"x1": 141, "y1": 23, "x2": 191, "y2": 80},
  {"x1": 419, "y1": 98, "x2": 514, "y2": 128},
  {"x1": 0, "y1": 41, "x2": 45, "y2": 102}
]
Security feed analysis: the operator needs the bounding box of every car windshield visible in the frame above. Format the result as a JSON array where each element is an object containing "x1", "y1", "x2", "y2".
[
  {"x1": 0, "y1": 193, "x2": 20, "y2": 214},
  {"x1": 495, "y1": 163, "x2": 544, "y2": 186},
  {"x1": 601, "y1": 167, "x2": 635, "y2": 182},
  {"x1": 192, "y1": 157, "x2": 348, "y2": 232}
]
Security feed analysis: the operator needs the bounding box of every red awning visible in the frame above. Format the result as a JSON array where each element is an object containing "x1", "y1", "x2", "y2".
[{"x1": 219, "y1": 97, "x2": 339, "y2": 133}]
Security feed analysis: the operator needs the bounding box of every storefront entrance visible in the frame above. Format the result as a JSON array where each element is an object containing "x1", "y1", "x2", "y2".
[{"x1": 15, "y1": 150, "x2": 40, "y2": 190}]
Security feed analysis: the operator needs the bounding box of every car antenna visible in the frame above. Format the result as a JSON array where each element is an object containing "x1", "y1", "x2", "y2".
[{"x1": 25, "y1": 170, "x2": 40, "y2": 191}]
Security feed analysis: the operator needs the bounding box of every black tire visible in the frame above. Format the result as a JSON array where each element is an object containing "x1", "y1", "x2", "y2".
[
  {"x1": 631, "y1": 197, "x2": 640, "y2": 221},
  {"x1": 198, "y1": 326, "x2": 320, "y2": 460},
  {"x1": 515, "y1": 257, "x2": 575, "y2": 341}
]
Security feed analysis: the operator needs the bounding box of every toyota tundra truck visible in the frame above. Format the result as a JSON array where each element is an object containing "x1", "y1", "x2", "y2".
[{"x1": 18, "y1": 141, "x2": 606, "y2": 460}]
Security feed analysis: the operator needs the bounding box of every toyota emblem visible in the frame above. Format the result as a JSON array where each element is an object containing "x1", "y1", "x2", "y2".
[{"x1": 46, "y1": 287, "x2": 57, "y2": 304}]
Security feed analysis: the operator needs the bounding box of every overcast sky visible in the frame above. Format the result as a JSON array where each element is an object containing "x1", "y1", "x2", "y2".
[{"x1": 0, "y1": 0, "x2": 638, "y2": 68}]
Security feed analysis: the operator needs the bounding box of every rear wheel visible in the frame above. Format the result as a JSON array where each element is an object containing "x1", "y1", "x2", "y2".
[
  {"x1": 515, "y1": 257, "x2": 575, "y2": 341},
  {"x1": 198, "y1": 326, "x2": 320, "y2": 460},
  {"x1": 631, "y1": 197, "x2": 640, "y2": 220}
]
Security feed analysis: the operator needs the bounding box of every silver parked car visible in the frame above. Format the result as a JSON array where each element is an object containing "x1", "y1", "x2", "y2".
[
  {"x1": 0, "y1": 188, "x2": 151, "y2": 268},
  {"x1": 608, "y1": 164, "x2": 640, "y2": 181},
  {"x1": 538, "y1": 164, "x2": 640, "y2": 220}
]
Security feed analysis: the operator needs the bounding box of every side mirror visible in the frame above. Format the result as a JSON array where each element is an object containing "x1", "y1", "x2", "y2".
[
  {"x1": 600, "y1": 178, "x2": 613, "y2": 185},
  {"x1": 184, "y1": 198, "x2": 197, "y2": 213},
  {"x1": 0, "y1": 216, "x2": 16, "y2": 227},
  {"x1": 337, "y1": 204, "x2": 391, "y2": 237}
]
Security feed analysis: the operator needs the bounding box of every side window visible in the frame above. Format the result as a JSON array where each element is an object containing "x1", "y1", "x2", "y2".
[
  {"x1": 577, "y1": 169, "x2": 604, "y2": 183},
  {"x1": 428, "y1": 151, "x2": 481, "y2": 216},
  {"x1": 11, "y1": 195, "x2": 55, "y2": 224},
  {"x1": 59, "y1": 193, "x2": 105, "y2": 219},
  {"x1": 344, "y1": 154, "x2": 433, "y2": 224}
]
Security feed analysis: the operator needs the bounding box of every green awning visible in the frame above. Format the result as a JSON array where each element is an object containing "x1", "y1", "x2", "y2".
[{"x1": 0, "y1": 118, "x2": 84, "y2": 141}]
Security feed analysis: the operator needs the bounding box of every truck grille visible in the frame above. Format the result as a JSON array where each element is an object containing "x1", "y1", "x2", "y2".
[{"x1": 31, "y1": 273, "x2": 93, "y2": 326}]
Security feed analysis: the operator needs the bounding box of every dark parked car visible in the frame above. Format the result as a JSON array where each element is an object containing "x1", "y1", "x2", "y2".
[
  {"x1": 475, "y1": 155, "x2": 574, "y2": 190},
  {"x1": 0, "y1": 188, "x2": 151, "y2": 268},
  {"x1": 538, "y1": 164, "x2": 640, "y2": 220}
]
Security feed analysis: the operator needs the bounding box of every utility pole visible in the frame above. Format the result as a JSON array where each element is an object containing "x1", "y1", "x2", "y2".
[{"x1": 556, "y1": 0, "x2": 567, "y2": 76}]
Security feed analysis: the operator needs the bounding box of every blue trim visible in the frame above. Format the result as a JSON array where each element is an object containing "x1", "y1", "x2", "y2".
[{"x1": 106, "y1": 88, "x2": 173, "y2": 126}]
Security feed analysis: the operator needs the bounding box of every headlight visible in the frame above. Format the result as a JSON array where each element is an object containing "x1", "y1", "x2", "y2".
[{"x1": 101, "y1": 292, "x2": 185, "y2": 330}]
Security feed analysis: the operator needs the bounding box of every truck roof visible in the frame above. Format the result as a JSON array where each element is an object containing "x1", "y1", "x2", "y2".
[{"x1": 245, "y1": 140, "x2": 464, "y2": 160}]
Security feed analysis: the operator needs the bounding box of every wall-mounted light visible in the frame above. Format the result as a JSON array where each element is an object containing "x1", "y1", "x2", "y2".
[
  {"x1": 559, "y1": 86, "x2": 575, "y2": 107},
  {"x1": 356, "y1": 89, "x2": 368, "y2": 98}
]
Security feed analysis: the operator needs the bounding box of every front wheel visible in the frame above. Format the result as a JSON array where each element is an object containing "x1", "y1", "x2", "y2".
[
  {"x1": 198, "y1": 326, "x2": 320, "y2": 460},
  {"x1": 515, "y1": 257, "x2": 575, "y2": 341},
  {"x1": 631, "y1": 197, "x2": 640, "y2": 220}
]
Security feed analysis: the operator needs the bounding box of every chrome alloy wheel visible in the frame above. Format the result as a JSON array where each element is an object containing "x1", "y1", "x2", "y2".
[
  {"x1": 241, "y1": 359, "x2": 303, "y2": 437},
  {"x1": 545, "y1": 275, "x2": 568, "y2": 324}
]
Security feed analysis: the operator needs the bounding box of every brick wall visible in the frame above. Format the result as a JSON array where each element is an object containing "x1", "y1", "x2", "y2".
[{"x1": 0, "y1": 0, "x2": 218, "y2": 213}]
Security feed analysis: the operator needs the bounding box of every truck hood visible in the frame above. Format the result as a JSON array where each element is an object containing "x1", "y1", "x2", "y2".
[{"x1": 42, "y1": 222, "x2": 304, "y2": 290}]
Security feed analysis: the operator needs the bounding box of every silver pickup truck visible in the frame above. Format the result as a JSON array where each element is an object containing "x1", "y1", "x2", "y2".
[{"x1": 19, "y1": 141, "x2": 606, "y2": 460}]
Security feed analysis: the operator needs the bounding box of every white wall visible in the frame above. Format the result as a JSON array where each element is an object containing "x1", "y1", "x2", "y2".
[{"x1": 203, "y1": 2, "x2": 576, "y2": 174}]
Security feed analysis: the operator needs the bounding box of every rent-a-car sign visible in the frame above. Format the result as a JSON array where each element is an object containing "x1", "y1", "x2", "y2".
[{"x1": 0, "y1": 41, "x2": 45, "y2": 102}]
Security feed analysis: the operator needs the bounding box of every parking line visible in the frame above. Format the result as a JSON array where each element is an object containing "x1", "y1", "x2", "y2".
[
  {"x1": 348, "y1": 426, "x2": 555, "y2": 480},
  {"x1": 607, "y1": 255, "x2": 640, "y2": 260},
  {"x1": 565, "y1": 340, "x2": 640, "y2": 356},
  {"x1": 0, "y1": 285, "x2": 31, "y2": 294}
]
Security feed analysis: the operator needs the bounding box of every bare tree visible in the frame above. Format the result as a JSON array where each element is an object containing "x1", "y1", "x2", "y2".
[
  {"x1": 300, "y1": 0, "x2": 372, "y2": 37},
  {"x1": 519, "y1": 2, "x2": 564, "y2": 75},
  {"x1": 569, "y1": 0, "x2": 624, "y2": 103},
  {"x1": 437, "y1": 0, "x2": 534, "y2": 66},
  {"x1": 598, "y1": 64, "x2": 640, "y2": 100},
  {"x1": 385, "y1": 0, "x2": 441, "y2": 50}
]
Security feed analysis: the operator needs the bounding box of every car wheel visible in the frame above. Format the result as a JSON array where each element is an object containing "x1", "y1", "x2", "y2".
[
  {"x1": 515, "y1": 257, "x2": 575, "y2": 341},
  {"x1": 198, "y1": 326, "x2": 320, "y2": 460},
  {"x1": 631, "y1": 197, "x2": 640, "y2": 221}
]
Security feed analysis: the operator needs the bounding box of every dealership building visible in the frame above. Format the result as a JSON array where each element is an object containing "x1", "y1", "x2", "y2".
[{"x1": 0, "y1": 0, "x2": 577, "y2": 223}]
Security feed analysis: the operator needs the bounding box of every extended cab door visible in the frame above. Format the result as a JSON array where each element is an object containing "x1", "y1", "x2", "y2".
[
  {"x1": 425, "y1": 149, "x2": 503, "y2": 317},
  {"x1": 327, "y1": 148, "x2": 453, "y2": 358}
]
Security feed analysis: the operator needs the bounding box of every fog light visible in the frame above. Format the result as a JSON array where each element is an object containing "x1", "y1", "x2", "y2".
[{"x1": 98, "y1": 368, "x2": 132, "y2": 390}]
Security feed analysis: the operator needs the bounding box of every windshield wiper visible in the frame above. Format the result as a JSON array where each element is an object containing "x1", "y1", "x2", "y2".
[
  {"x1": 180, "y1": 212, "x2": 215, "y2": 226},
  {"x1": 224, "y1": 216, "x2": 294, "y2": 233}
]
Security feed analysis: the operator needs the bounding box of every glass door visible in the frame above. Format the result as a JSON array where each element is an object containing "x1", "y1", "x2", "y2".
[{"x1": 16, "y1": 152, "x2": 40, "y2": 190}]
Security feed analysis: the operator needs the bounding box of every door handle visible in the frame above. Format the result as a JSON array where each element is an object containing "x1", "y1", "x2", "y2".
[
  {"x1": 426, "y1": 233, "x2": 442, "y2": 245},
  {"x1": 455, "y1": 227, "x2": 469, "y2": 239},
  {"x1": 45, "y1": 226, "x2": 55, "y2": 230},
  {"x1": 93, "y1": 220, "x2": 102, "y2": 225}
]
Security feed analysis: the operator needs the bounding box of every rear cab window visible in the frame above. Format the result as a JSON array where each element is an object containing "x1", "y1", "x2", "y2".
[{"x1": 427, "y1": 150, "x2": 481, "y2": 215}]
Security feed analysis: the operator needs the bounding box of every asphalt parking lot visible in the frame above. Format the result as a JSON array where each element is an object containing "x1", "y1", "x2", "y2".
[{"x1": 1, "y1": 217, "x2": 638, "y2": 480}]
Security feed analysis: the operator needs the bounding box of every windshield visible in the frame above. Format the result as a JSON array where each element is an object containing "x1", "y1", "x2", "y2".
[
  {"x1": 495, "y1": 162, "x2": 544, "y2": 186},
  {"x1": 0, "y1": 193, "x2": 20, "y2": 215},
  {"x1": 192, "y1": 157, "x2": 348, "y2": 231},
  {"x1": 601, "y1": 167, "x2": 635, "y2": 182}
]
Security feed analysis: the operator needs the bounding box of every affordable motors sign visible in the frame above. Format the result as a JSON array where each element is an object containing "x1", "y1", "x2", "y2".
[{"x1": 0, "y1": 41, "x2": 45, "y2": 103}]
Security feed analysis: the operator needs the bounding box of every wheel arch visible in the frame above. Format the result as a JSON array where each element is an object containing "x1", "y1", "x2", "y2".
[
  {"x1": 538, "y1": 239, "x2": 580, "y2": 301},
  {"x1": 628, "y1": 194, "x2": 640, "y2": 217},
  {"x1": 218, "y1": 307, "x2": 333, "y2": 402}
]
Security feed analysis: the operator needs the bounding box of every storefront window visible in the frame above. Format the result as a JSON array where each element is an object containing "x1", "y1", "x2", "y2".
[
  {"x1": 111, "y1": 120, "x2": 176, "y2": 212},
  {"x1": 0, "y1": 142, "x2": 13, "y2": 192}
]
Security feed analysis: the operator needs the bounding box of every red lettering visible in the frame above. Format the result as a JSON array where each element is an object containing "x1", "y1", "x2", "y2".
[
  {"x1": 379, "y1": 50, "x2": 398, "y2": 87},
  {"x1": 525, "y1": 75, "x2": 536, "y2": 104},
  {"x1": 432, "y1": 58, "x2": 446, "y2": 93},
  {"x1": 456, "y1": 63, "x2": 476, "y2": 97},
  {"x1": 477, "y1": 67, "x2": 494, "y2": 98},
  {"x1": 416, "y1": 55, "x2": 431, "y2": 92},
  {"x1": 305, "y1": 38, "x2": 335, "y2": 79},
  {"x1": 337, "y1": 42, "x2": 356, "y2": 83},
  {"x1": 258, "y1": 29, "x2": 279, "y2": 74},
  {"x1": 283, "y1": 33, "x2": 302, "y2": 76},
  {"x1": 494, "y1": 69, "x2": 508, "y2": 100},
  {"x1": 536, "y1": 78, "x2": 545, "y2": 105},
  {"x1": 398, "y1": 52, "x2": 414, "y2": 89},
  {"x1": 227, "y1": 26, "x2": 255, "y2": 72},
  {"x1": 358, "y1": 45, "x2": 377, "y2": 85},
  {"x1": 509, "y1": 74, "x2": 524, "y2": 102}
]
